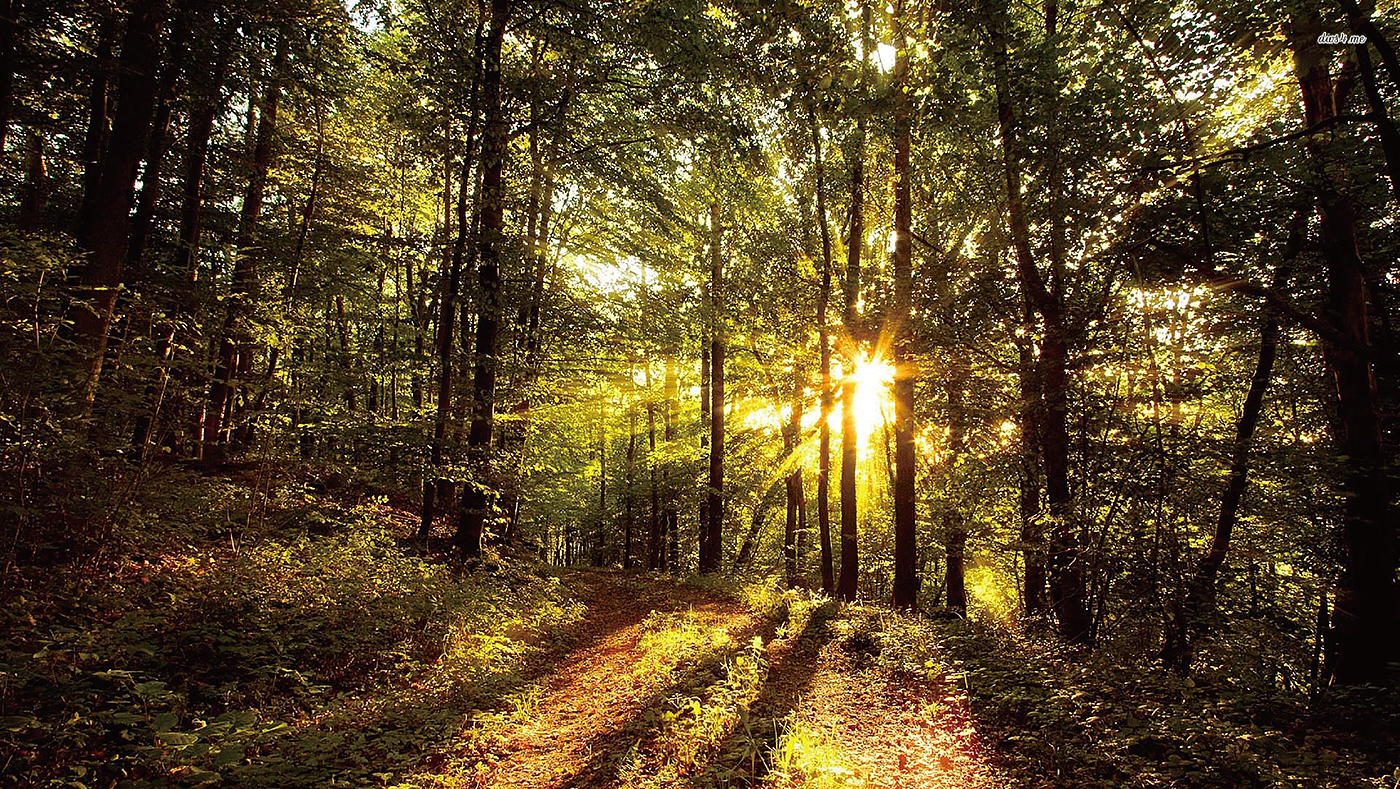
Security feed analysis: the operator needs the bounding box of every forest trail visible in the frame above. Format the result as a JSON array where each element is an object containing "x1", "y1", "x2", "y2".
[
  {"x1": 462, "y1": 570, "x2": 1002, "y2": 789},
  {"x1": 471, "y1": 571, "x2": 763, "y2": 788}
]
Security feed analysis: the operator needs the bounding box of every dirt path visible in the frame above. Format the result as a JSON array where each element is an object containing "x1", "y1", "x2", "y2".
[
  {"x1": 472, "y1": 571, "x2": 759, "y2": 789},
  {"x1": 778, "y1": 640, "x2": 1004, "y2": 789},
  {"x1": 458, "y1": 571, "x2": 1000, "y2": 789}
]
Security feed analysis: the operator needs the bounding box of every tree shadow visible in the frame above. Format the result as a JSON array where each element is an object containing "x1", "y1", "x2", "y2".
[
  {"x1": 682, "y1": 599, "x2": 839, "y2": 787},
  {"x1": 557, "y1": 598, "x2": 838, "y2": 789}
]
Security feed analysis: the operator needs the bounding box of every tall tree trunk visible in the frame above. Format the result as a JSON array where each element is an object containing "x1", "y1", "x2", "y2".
[
  {"x1": 456, "y1": 0, "x2": 512, "y2": 560},
  {"x1": 811, "y1": 108, "x2": 835, "y2": 595},
  {"x1": 699, "y1": 340, "x2": 710, "y2": 565},
  {"x1": 133, "y1": 37, "x2": 228, "y2": 457},
  {"x1": 891, "y1": 8, "x2": 918, "y2": 609},
  {"x1": 204, "y1": 42, "x2": 283, "y2": 456},
  {"x1": 126, "y1": 14, "x2": 187, "y2": 273},
  {"x1": 648, "y1": 362, "x2": 661, "y2": 570},
  {"x1": 837, "y1": 124, "x2": 864, "y2": 602},
  {"x1": 0, "y1": 0, "x2": 17, "y2": 157},
  {"x1": 700, "y1": 199, "x2": 726, "y2": 573},
  {"x1": 625, "y1": 386, "x2": 637, "y2": 569},
  {"x1": 1351, "y1": 38, "x2": 1400, "y2": 207},
  {"x1": 1290, "y1": 13, "x2": 1396, "y2": 684},
  {"x1": 421, "y1": 20, "x2": 486, "y2": 540},
  {"x1": 663, "y1": 355, "x2": 679, "y2": 570},
  {"x1": 943, "y1": 368, "x2": 969, "y2": 616},
  {"x1": 1162, "y1": 212, "x2": 1305, "y2": 673},
  {"x1": 1018, "y1": 334, "x2": 1045, "y2": 615},
  {"x1": 498, "y1": 87, "x2": 563, "y2": 544},
  {"x1": 18, "y1": 128, "x2": 45, "y2": 227},
  {"x1": 784, "y1": 364, "x2": 805, "y2": 586},
  {"x1": 988, "y1": 0, "x2": 1089, "y2": 641},
  {"x1": 838, "y1": 0, "x2": 872, "y2": 602},
  {"x1": 75, "y1": 14, "x2": 116, "y2": 249},
  {"x1": 596, "y1": 396, "x2": 607, "y2": 566},
  {"x1": 69, "y1": 1, "x2": 165, "y2": 412}
]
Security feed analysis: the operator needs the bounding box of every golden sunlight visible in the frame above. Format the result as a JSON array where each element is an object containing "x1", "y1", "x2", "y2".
[{"x1": 847, "y1": 356, "x2": 896, "y2": 450}]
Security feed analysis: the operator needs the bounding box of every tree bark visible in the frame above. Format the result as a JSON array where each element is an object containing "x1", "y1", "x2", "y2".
[
  {"x1": 663, "y1": 355, "x2": 679, "y2": 570},
  {"x1": 132, "y1": 34, "x2": 229, "y2": 457},
  {"x1": 422, "y1": 18, "x2": 486, "y2": 540},
  {"x1": 204, "y1": 41, "x2": 283, "y2": 456},
  {"x1": 126, "y1": 13, "x2": 187, "y2": 273},
  {"x1": 1161, "y1": 212, "x2": 1306, "y2": 673},
  {"x1": 648, "y1": 361, "x2": 661, "y2": 570},
  {"x1": 988, "y1": 0, "x2": 1089, "y2": 641},
  {"x1": 700, "y1": 199, "x2": 726, "y2": 573},
  {"x1": 784, "y1": 364, "x2": 805, "y2": 586},
  {"x1": 75, "y1": 14, "x2": 117, "y2": 249},
  {"x1": 0, "y1": 0, "x2": 17, "y2": 157},
  {"x1": 699, "y1": 339, "x2": 710, "y2": 566},
  {"x1": 70, "y1": 1, "x2": 165, "y2": 412},
  {"x1": 625, "y1": 384, "x2": 637, "y2": 569},
  {"x1": 1290, "y1": 13, "x2": 1397, "y2": 684},
  {"x1": 455, "y1": 0, "x2": 512, "y2": 560},
  {"x1": 891, "y1": 7, "x2": 918, "y2": 609},
  {"x1": 837, "y1": 0, "x2": 872, "y2": 603},
  {"x1": 18, "y1": 127, "x2": 45, "y2": 227},
  {"x1": 811, "y1": 108, "x2": 836, "y2": 595}
]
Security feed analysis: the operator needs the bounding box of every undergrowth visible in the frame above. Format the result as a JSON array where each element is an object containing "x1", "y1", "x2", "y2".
[
  {"x1": 0, "y1": 463, "x2": 584, "y2": 788},
  {"x1": 825, "y1": 608, "x2": 1400, "y2": 789}
]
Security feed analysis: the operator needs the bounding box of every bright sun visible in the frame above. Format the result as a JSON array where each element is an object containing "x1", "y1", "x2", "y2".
[{"x1": 847, "y1": 356, "x2": 896, "y2": 448}]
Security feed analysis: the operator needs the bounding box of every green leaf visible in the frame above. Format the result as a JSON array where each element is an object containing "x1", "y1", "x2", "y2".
[
  {"x1": 154, "y1": 713, "x2": 179, "y2": 733},
  {"x1": 214, "y1": 746, "x2": 245, "y2": 766}
]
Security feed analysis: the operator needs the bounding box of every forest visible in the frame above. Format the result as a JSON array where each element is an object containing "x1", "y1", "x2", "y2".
[{"x1": 2, "y1": 0, "x2": 1399, "y2": 786}]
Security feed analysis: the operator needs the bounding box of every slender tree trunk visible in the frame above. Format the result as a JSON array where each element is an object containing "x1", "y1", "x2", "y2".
[
  {"x1": 701, "y1": 199, "x2": 726, "y2": 573},
  {"x1": 596, "y1": 397, "x2": 607, "y2": 566},
  {"x1": 422, "y1": 22, "x2": 485, "y2": 541},
  {"x1": 811, "y1": 108, "x2": 835, "y2": 595},
  {"x1": 625, "y1": 387, "x2": 637, "y2": 569},
  {"x1": 1352, "y1": 40, "x2": 1400, "y2": 207},
  {"x1": 945, "y1": 511, "x2": 968, "y2": 615},
  {"x1": 456, "y1": 0, "x2": 512, "y2": 560},
  {"x1": 75, "y1": 14, "x2": 116, "y2": 249},
  {"x1": 837, "y1": 122, "x2": 864, "y2": 602},
  {"x1": 133, "y1": 39, "x2": 228, "y2": 457},
  {"x1": 1018, "y1": 334, "x2": 1045, "y2": 615},
  {"x1": 127, "y1": 15, "x2": 187, "y2": 273},
  {"x1": 943, "y1": 368, "x2": 969, "y2": 616},
  {"x1": 0, "y1": 0, "x2": 17, "y2": 157},
  {"x1": 988, "y1": 0, "x2": 1089, "y2": 641},
  {"x1": 699, "y1": 340, "x2": 710, "y2": 566},
  {"x1": 648, "y1": 363, "x2": 661, "y2": 569},
  {"x1": 837, "y1": 0, "x2": 872, "y2": 602},
  {"x1": 737, "y1": 482, "x2": 780, "y2": 568},
  {"x1": 204, "y1": 42, "x2": 284, "y2": 456},
  {"x1": 663, "y1": 355, "x2": 678, "y2": 570},
  {"x1": 18, "y1": 128, "x2": 45, "y2": 227},
  {"x1": 784, "y1": 365, "x2": 805, "y2": 586},
  {"x1": 1161, "y1": 212, "x2": 1306, "y2": 673},
  {"x1": 891, "y1": 9, "x2": 918, "y2": 609},
  {"x1": 1290, "y1": 13, "x2": 1396, "y2": 684},
  {"x1": 70, "y1": 1, "x2": 165, "y2": 413}
]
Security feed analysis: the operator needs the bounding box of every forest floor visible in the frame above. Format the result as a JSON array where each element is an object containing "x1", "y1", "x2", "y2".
[
  {"x1": 445, "y1": 570, "x2": 1004, "y2": 789},
  {"x1": 7, "y1": 463, "x2": 1400, "y2": 789}
]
